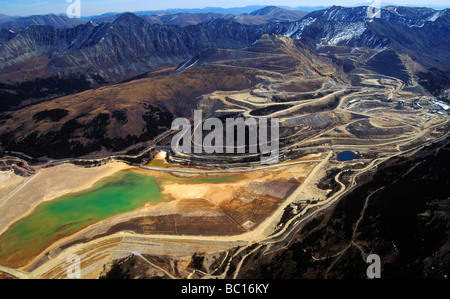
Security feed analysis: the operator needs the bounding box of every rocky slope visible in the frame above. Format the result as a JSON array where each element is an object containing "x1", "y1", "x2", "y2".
[
  {"x1": 0, "y1": 6, "x2": 448, "y2": 111},
  {"x1": 236, "y1": 136, "x2": 450, "y2": 279},
  {"x1": 0, "y1": 32, "x2": 344, "y2": 159}
]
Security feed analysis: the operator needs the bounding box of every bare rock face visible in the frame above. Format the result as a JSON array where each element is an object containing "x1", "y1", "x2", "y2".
[
  {"x1": 0, "y1": 14, "x2": 262, "y2": 82},
  {"x1": 1, "y1": 7, "x2": 448, "y2": 89}
]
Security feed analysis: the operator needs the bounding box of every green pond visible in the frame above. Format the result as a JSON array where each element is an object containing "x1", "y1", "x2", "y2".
[{"x1": 0, "y1": 171, "x2": 164, "y2": 265}]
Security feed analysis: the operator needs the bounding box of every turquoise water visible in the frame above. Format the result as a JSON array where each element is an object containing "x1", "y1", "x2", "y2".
[
  {"x1": 0, "y1": 169, "x2": 246, "y2": 267},
  {"x1": 0, "y1": 171, "x2": 164, "y2": 266}
]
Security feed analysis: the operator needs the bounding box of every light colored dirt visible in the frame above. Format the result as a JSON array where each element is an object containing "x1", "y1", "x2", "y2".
[
  {"x1": 0, "y1": 162, "x2": 132, "y2": 235},
  {"x1": 0, "y1": 158, "x2": 317, "y2": 272},
  {"x1": 0, "y1": 171, "x2": 26, "y2": 200},
  {"x1": 1, "y1": 64, "x2": 449, "y2": 278}
]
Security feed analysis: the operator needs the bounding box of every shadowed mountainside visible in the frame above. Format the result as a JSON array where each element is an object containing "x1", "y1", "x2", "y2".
[
  {"x1": 236, "y1": 135, "x2": 450, "y2": 279},
  {"x1": 0, "y1": 66, "x2": 255, "y2": 158}
]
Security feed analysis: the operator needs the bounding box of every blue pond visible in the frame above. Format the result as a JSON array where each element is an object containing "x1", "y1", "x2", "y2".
[{"x1": 337, "y1": 151, "x2": 360, "y2": 161}]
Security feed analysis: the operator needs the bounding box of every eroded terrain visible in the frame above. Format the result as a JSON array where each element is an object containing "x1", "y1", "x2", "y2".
[{"x1": 0, "y1": 34, "x2": 449, "y2": 279}]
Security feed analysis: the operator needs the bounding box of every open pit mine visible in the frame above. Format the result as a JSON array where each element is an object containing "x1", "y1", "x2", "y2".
[{"x1": 0, "y1": 5, "x2": 449, "y2": 280}]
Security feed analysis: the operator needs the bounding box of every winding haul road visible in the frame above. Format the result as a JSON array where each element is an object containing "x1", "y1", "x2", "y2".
[
  {"x1": 2, "y1": 127, "x2": 449, "y2": 279},
  {"x1": 0, "y1": 73, "x2": 449, "y2": 278}
]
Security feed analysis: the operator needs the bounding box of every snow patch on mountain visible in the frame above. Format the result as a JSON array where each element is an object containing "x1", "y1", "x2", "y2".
[
  {"x1": 174, "y1": 57, "x2": 199, "y2": 72},
  {"x1": 428, "y1": 11, "x2": 442, "y2": 22},
  {"x1": 283, "y1": 17, "x2": 316, "y2": 39},
  {"x1": 410, "y1": 10, "x2": 443, "y2": 27},
  {"x1": 321, "y1": 22, "x2": 367, "y2": 46}
]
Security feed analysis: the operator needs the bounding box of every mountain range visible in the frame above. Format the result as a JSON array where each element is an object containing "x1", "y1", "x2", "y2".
[
  {"x1": 0, "y1": 32, "x2": 343, "y2": 159},
  {"x1": 0, "y1": 14, "x2": 86, "y2": 30},
  {"x1": 0, "y1": 6, "x2": 308, "y2": 31},
  {"x1": 0, "y1": 5, "x2": 449, "y2": 158},
  {"x1": 0, "y1": 6, "x2": 447, "y2": 85}
]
